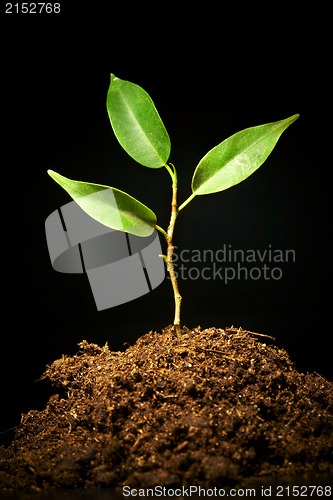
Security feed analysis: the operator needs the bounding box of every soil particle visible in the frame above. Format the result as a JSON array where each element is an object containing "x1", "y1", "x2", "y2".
[{"x1": 0, "y1": 326, "x2": 332, "y2": 492}]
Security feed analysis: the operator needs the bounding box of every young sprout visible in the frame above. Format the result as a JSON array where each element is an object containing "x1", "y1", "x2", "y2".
[{"x1": 48, "y1": 74, "x2": 299, "y2": 331}]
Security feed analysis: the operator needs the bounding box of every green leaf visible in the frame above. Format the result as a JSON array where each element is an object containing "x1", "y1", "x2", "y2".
[
  {"x1": 106, "y1": 74, "x2": 171, "y2": 168},
  {"x1": 47, "y1": 170, "x2": 157, "y2": 237},
  {"x1": 192, "y1": 114, "x2": 299, "y2": 195}
]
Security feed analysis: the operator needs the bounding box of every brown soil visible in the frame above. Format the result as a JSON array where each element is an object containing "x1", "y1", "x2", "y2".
[{"x1": 0, "y1": 326, "x2": 332, "y2": 493}]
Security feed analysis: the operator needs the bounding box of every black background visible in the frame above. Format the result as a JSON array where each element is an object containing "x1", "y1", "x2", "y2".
[{"x1": 1, "y1": 3, "x2": 331, "y2": 438}]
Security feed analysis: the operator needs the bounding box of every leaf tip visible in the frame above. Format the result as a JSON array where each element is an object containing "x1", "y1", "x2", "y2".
[
  {"x1": 284, "y1": 113, "x2": 299, "y2": 130},
  {"x1": 47, "y1": 169, "x2": 56, "y2": 178},
  {"x1": 48, "y1": 169, "x2": 65, "y2": 184}
]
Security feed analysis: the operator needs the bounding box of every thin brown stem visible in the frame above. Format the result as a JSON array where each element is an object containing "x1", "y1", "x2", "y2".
[{"x1": 165, "y1": 165, "x2": 182, "y2": 330}]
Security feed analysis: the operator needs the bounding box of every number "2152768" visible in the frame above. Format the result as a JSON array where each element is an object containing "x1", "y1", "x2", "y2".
[{"x1": 5, "y1": 3, "x2": 61, "y2": 14}]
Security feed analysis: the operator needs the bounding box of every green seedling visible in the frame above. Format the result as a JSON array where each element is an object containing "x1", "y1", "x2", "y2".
[{"x1": 48, "y1": 74, "x2": 298, "y2": 330}]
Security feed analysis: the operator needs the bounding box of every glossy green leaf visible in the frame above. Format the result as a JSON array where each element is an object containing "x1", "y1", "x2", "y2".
[
  {"x1": 192, "y1": 114, "x2": 299, "y2": 195},
  {"x1": 106, "y1": 74, "x2": 171, "y2": 168},
  {"x1": 47, "y1": 170, "x2": 157, "y2": 237}
]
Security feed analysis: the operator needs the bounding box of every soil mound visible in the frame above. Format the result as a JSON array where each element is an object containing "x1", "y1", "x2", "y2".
[{"x1": 0, "y1": 326, "x2": 332, "y2": 492}]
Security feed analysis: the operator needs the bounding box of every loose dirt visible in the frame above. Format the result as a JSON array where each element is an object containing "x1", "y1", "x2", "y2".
[{"x1": 0, "y1": 326, "x2": 332, "y2": 493}]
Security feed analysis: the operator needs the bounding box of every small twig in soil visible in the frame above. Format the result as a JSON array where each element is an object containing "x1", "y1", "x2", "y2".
[
  {"x1": 196, "y1": 346, "x2": 243, "y2": 362},
  {"x1": 226, "y1": 327, "x2": 276, "y2": 341}
]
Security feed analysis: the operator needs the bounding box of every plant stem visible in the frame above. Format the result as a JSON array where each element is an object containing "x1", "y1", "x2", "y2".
[
  {"x1": 178, "y1": 192, "x2": 196, "y2": 212},
  {"x1": 155, "y1": 225, "x2": 168, "y2": 239},
  {"x1": 164, "y1": 164, "x2": 182, "y2": 330}
]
